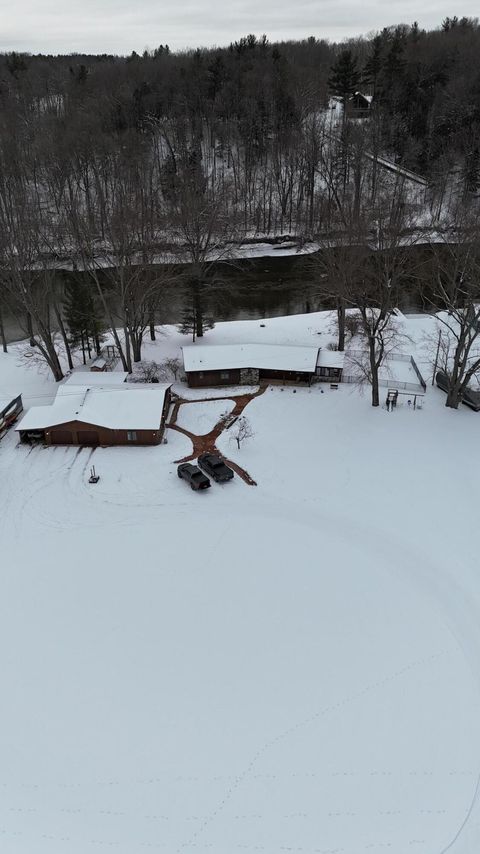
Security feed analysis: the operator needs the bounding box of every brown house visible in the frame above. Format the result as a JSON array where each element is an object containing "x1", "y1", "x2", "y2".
[
  {"x1": 16, "y1": 384, "x2": 172, "y2": 446},
  {"x1": 182, "y1": 343, "x2": 320, "y2": 388}
]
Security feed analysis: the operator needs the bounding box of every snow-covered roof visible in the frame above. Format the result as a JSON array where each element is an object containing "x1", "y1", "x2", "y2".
[
  {"x1": 317, "y1": 349, "x2": 345, "y2": 369},
  {"x1": 353, "y1": 91, "x2": 373, "y2": 104},
  {"x1": 63, "y1": 371, "x2": 128, "y2": 387},
  {"x1": 16, "y1": 384, "x2": 171, "y2": 432},
  {"x1": 91, "y1": 357, "x2": 107, "y2": 369},
  {"x1": 182, "y1": 344, "x2": 320, "y2": 374}
]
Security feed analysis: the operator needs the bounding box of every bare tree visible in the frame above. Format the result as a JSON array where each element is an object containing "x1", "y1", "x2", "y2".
[
  {"x1": 0, "y1": 167, "x2": 65, "y2": 381},
  {"x1": 315, "y1": 193, "x2": 415, "y2": 405},
  {"x1": 157, "y1": 120, "x2": 240, "y2": 339},
  {"x1": 231, "y1": 415, "x2": 254, "y2": 449},
  {"x1": 130, "y1": 360, "x2": 160, "y2": 383},
  {"x1": 160, "y1": 356, "x2": 183, "y2": 381},
  {"x1": 422, "y1": 214, "x2": 480, "y2": 408}
]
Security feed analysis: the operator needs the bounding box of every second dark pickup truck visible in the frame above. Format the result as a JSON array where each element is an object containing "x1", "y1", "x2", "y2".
[
  {"x1": 177, "y1": 463, "x2": 211, "y2": 491},
  {"x1": 197, "y1": 453, "x2": 234, "y2": 483}
]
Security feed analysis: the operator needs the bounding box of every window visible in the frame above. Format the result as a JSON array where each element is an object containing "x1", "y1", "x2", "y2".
[
  {"x1": 220, "y1": 371, "x2": 230, "y2": 379},
  {"x1": 127, "y1": 431, "x2": 137, "y2": 442},
  {"x1": 198, "y1": 372, "x2": 204, "y2": 379}
]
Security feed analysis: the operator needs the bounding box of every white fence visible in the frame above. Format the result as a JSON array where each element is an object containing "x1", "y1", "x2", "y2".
[{"x1": 342, "y1": 351, "x2": 426, "y2": 394}]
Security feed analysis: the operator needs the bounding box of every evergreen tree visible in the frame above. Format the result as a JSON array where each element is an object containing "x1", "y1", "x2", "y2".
[
  {"x1": 177, "y1": 304, "x2": 215, "y2": 343},
  {"x1": 63, "y1": 278, "x2": 105, "y2": 364},
  {"x1": 463, "y1": 146, "x2": 480, "y2": 194},
  {"x1": 363, "y1": 35, "x2": 384, "y2": 96},
  {"x1": 328, "y1": 49, "x2": 361, "y2": 103}
]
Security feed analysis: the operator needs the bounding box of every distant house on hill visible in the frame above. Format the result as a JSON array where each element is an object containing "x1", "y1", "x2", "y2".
[
  {"x1": 347, "y1": 92, "x2": 372, "y2": 118},
  {"x1": 16, "y1": 384, "x2": 171, "y2": 446}
]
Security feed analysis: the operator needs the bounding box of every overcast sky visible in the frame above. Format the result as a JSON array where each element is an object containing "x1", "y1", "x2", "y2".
[{"x1": 1, "y1": 1, "x2": 478, "y2": 55}]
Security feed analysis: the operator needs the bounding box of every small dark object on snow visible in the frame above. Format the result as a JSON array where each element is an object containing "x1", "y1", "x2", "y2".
[
  {"x1": 197, "y1": 453, "x2": 234, "y2": 483},
  {"x1": 177, "y1": 463, "x2": 211, "y2": 491},
  {"x1": 89, "y1": 466, "x2": 100, "y2": 484}
]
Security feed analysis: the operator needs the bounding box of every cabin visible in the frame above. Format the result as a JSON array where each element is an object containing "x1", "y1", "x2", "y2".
[
  {"x1": 347, "y1": 92, "x2": 372, "y2": 118},
  {"x1": 0, "y1": 394, "x2": 23, "y2": 440},
  {"x1": 16, "y1": 384, "x2": 171, "y2": 446},
  {"x1": 182, "y1": 344, "x2": 320, "y2": 387}
]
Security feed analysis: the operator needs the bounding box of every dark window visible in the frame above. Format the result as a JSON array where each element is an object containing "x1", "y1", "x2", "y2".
[
  {"x1": 220, "y1": 371, "x2": 230, "y2": 379},
  {"x1": 127, "y1": 431, "x2": 137, "y2": 442}
]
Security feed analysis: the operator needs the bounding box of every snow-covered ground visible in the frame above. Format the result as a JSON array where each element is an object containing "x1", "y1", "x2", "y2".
[
  {"x1": 1, "y1": 311, "x2": 480, "y2": 854},
  {"x1": 176, "y1": 399, "x2": 235, "y2": 435}
]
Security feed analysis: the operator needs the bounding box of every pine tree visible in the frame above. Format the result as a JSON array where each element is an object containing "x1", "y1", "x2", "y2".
[
  {"x1": 363, "y1": 35, "x2": 384, "y2": 96},
  {"x1": 328, "y1": 50, "x2": 361, "y2": 104},
  {"x1": 463, "y1": 146, "x2": 480, "y2": 194},
  {"x1": 63, "y1": 278, "x2": 105, "y2": 364},
  {"x1": 177, "y1": 299, "x2": 215, "y2": 343}
]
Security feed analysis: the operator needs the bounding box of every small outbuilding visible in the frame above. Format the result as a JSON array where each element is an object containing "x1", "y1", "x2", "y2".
[
  {"x1": 182, "y1": 343, "x2": 320, "y2": 388},
  {"x1": 347, "y1": 92, "x2": 372, "y2": 118},
  {"x1": 0, "y1": 394, "x2": 23, "y2": 440},
  {"x1": 16, "y1": 384, "x2": 171, "y2": 446},
  {"x1": 315, "y1": 349, "x2": 345, "y2": 382},
  {"x1": 90, "y1": 357, "x2": 107, "y2": 372}
]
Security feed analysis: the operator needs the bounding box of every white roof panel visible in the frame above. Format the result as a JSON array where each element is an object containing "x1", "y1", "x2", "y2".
[
  {"x1": 16, "y1": 385, "x2": 171, "y2": 432},
  {"x1": 317, "y1": 350, "x2": 345, "y2": 369},
  {"x1": 63, "y1": 371, "x2": 128, "y2": 387},
  {"x1": 182, "y1": 344, "x2": 319, "y2": 374}
]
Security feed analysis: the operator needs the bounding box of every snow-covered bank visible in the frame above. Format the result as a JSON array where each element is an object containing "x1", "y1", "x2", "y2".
[{"x1": 1, "y1": 310, "x2": 480, "y2": 854}]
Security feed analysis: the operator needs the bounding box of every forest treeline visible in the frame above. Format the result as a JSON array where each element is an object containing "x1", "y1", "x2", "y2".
[
  {"x1": 1, "y1": 16, "x2": 480, "y2": 408},
  {"x1": 2, "y1": 17, "x2": 480, "y2": 178}
]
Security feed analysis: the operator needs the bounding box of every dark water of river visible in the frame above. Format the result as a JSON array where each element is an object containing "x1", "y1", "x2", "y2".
[{"x1": 2, "y1": 251, "x2": 425, "y2": 345}]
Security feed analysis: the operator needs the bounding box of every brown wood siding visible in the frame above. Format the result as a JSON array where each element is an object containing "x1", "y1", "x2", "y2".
[
  {"x1": 77, "y1": 430, "x2": 100, "y2": 445},
  {"x1": 186, "y1": 369, "x2": 242, "y2": 388},
  {"x1": 49, "y1": 429, "x2": 74, "y2": 444},
  {"x1": 45, "y1": 420, "x2": 162, "y2": 446},
  {"x1": 187, "y1": 368, "x2": 314, "y2": 387}
]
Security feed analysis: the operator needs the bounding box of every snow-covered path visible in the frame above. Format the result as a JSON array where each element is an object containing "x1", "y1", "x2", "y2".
[{"x1": 1, "y1": 312, "x2": 480, "y2": 853}]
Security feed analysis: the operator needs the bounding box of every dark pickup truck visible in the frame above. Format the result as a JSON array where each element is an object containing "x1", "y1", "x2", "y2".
[
  {"x1": 197, "y1": 453, "x2": 234, "y2": 483},
  {"x1": 177, "y1": 463, "x2": 211, "y2": 491},
  {"x1": 436, "y1": 371, "x2": 480, "y2": 411}
]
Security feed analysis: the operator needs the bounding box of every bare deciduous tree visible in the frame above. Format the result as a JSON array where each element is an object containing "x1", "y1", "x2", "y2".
[
  {"x1": 422, "y1": 214, "x2": 480, "y2": 408},
  {"x1": 160, "y1": 356, "x2": 183, "y2": 381},
  {"x1": 231, "y1": 415, "x2": 254, "y2": 449}
]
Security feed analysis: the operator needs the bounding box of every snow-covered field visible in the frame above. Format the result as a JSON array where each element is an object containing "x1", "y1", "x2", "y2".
[
  {"x1": 176, "y1": 399, "x2": 235, "y2": 435},
  {"x1": 1, "y1": 312, "x2": 480, "y2": 854}
]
